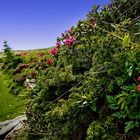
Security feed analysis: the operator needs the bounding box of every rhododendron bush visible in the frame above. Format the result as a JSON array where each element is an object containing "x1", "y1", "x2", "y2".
[
  {"x1": 26, "y1": 0, "x2": 140, "y2": 139},
  {"x1": 24, "y1": 0, "x2": 140, "y2": 140},
  {"x1": 1, "y1": 0, "x2": 140, "y2": 139}
]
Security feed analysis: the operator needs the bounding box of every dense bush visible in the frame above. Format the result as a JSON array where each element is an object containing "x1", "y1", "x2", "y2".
[
  {"x1": 1, "y1": 0, "x2": 140, "y2": 139},
  {"x1": 26, "y1": 0, "x2": 140, "y2": 139}
]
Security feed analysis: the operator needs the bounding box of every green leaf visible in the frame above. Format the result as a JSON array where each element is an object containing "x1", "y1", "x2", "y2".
[
  {"x1": 116, "y1": 93, "x2": 128, "y2": 99},
  {"x1": 106, "y1": 96, "x2": 118, "y2": 110},
  {"x1": 121, "y1": 100, "x2": 126, "y2": 110},
  {"x1": 117, "y1": 96, "x2": 125, "y2": 105},
  {"x1": 127, "y1": 65, "x2": 134, "y2": 77},
  {"x1": 113, "y1": 111, "x2": 127, "y2": 119},
  {"x1": 90, "y1": 102, "x2": 97, "y2": 112},
  {"x1": 125, "y1": 121, "x2": 139, "y2": 133},
  {"x1": 122, "y1": 34, "x2": 130, "y2": 48}
]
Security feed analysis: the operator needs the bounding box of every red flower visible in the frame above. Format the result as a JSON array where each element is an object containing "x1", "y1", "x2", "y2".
[
  {"x1": 65, "y1": 38, "x2": 71, "y2": 46},
  {"x1": 56, "y1": 42, "x2": 61, "y2": 48},
  {"x1": 137, "y1": 85, "x2": 140, "y2": 91},
  {"x1": 64, "y1": 36, "x2": 76, "y2": 47},
  {"x1": 50, "y1": 48, "x2": 58, "y2": 55},
  {"x1": 47, "y1": 58, "x2": 53, "y2": 65},
  {"x1": 138, "y1": 76, "x2": 140, "y2": 82}
]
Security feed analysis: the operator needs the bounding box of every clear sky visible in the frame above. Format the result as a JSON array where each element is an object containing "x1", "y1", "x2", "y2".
[{"x1": 0, "y1": 0, "x2": 110, "y2": 50}]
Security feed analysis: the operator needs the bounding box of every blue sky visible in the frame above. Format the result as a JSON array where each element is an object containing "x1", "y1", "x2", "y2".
[{"x1": 0, "y1": 0, "x2": 110, "y2": 50}]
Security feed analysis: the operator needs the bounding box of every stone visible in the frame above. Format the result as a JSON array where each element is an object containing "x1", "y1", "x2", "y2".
[
  {"x1": 0, "y1": 115, "x2": 26, "y2": 129},
  {"x1": 0, "y1": 115, "x2": 27, "y2": 138},
  {"x1": 24, "y1": 78, "x2": 36, "y2": 89},
  {"x1": 4, "y1": 122, "x2": 25, "y2": 140}
]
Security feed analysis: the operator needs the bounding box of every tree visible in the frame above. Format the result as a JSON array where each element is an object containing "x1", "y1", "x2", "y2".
[{"x1": 3, "y1": 41, "x2": 13, "y2": 63}]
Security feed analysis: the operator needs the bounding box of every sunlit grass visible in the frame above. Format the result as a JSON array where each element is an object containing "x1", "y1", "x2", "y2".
[{"x1": 0, "y1": 72, "x2": 27, "y2": 121}]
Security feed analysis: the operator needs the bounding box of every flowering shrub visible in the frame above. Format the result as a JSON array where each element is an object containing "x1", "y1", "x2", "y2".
[
  {"x1": 49, "y1": 29, "x2": 77, "y2": 60},
  {"x1": 2, "y1": 0, "x2": 140, "y2": 139},
  {"x1": 50, "y1": 47, "x2": 58, "y2": 56},
  {"x1": 64, "y1": 36, "x2": 76, "y2": 47},
  {"x1": 26, "y1": 1, "x2": 140, "y2": 139}
]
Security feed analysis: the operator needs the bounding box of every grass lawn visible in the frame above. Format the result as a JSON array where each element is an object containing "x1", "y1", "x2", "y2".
[{"x1": 0, "y1": 72, "x2": 27, "y2": 121}]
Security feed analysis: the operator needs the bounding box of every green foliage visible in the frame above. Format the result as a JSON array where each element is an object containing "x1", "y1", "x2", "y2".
[
  {"x1": 26, "y1": 1, "x2": 140, "y2": 139},
  {"x1": 125, "y1": 121, "x2": 139, "y2": 133},
  {"x1": 86, "y1": 121, "x2": 105, "y2": 140},
  {"x1": 106, "y1": 96, "x2": 118, "y2": 110},
  {"x1": 108, "y1": 83, "x2": 140, "y2": 134},
  {"x1": 122, "y1": 34, "x2": 130, "y2": 48},
  {"x1": 2, "y1": 0, "x2": 140, "y2": 139}
]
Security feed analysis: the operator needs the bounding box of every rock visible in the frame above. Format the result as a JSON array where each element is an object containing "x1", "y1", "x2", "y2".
[
  {"x1": 4, "y1": 122, "x2": 25, "y2": 140},
  {"x1": 0, "y1": 115, "x2": 26, "y2": 129},
  {"x1": 24, "y1": 78, "x2": 36, "y2": 89},
  {"x1": 0, "y1": 120, "x2": 14, "y2": 129},
  {"x1": 30, "y1": 79, "x2": 36, "y2": 83},
  {"x1": 0, "y1": 115, "x2": 27, "y2": 139}
]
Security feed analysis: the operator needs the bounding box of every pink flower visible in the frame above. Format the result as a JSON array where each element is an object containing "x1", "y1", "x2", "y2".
[
  {"x1": 64, "y1": 36, "x2": 76, "y2": 47},
  {"x1": 65, "y1": 38, "x2": 71, "y2": 46},
  {"x1": 137, "y1": 85, "x2": 140, "y2": 91},
  {"x1": 47, "y1": 58, "x2": 53, "y2": 65},
  {"x1": 56, "y1": 42, "x2": 61, "y2": 48},
  {"x1": 50, "y1": 48, "x2": 58, "y2": 55},
  {"x1": 71, "y1": 36, "x2": 76, "y2": 41},
  {"x1": 138, "y1": 76, "x2": 140, "y2": 82}
]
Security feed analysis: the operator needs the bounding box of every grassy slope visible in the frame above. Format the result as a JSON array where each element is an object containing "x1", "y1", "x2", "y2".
[{"x1": 0, "y1": 72, "x2": 26, "y2": 121}]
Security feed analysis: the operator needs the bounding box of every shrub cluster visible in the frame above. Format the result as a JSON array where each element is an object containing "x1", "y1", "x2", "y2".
[
  {"x1": 1, "y1": 0, "x2": 140, "y2": 139},
  {"x1": 26, "y1": 0, "x2": 140, "y2": 139},
  {"x1": 0, "y1": 46, "x2": 51, "y2": 94}
]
